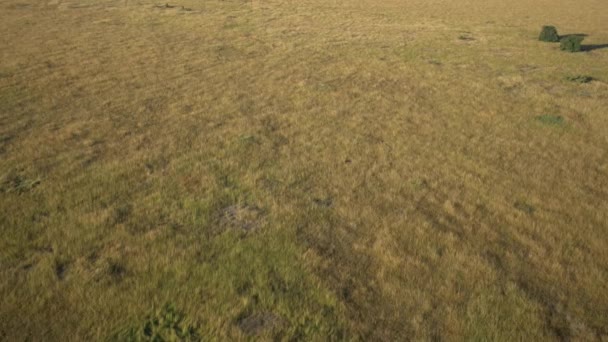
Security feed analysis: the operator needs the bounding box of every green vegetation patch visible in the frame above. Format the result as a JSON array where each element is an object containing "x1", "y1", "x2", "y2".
[
  {"x1": 411, "y1": 178, "x2": 429, "y2": 191},
  {"x1": 123, "y1": 304, "x2": 201, "y2": 341},
  {"x1": 560, "y1": 36, "x2": 584, "y2": 52},
  {"x1": 465, "y1": 283, "x2": 546, "y2": 340},
  {"x1": 0, "y1": 172, "x2": 41, "y2": 194},
  {"x1": 535, "y1": 114, "x2": 564, "y2": 126},
  {"x1": 0, "y1": 69, "x2": 12, "y2": 78},
  {"x1": 565, "y1": 75, "x2": 594, "y2": 83},
  {"x1": 539, "y1": 26, "x2": 559, "y2": 42},
  {"x1": 0, "y1": 86, "x2": 24, "y2": 111}
]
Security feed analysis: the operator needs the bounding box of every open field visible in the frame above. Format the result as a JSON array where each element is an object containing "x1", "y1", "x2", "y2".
[{"x1": 1, "y1": 0, "x2": 607, "y2": 339}]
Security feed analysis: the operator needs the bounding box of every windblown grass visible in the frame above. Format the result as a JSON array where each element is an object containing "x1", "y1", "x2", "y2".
[{"x1": 1, "y1": 0, "x2": 607, "y2": 339}]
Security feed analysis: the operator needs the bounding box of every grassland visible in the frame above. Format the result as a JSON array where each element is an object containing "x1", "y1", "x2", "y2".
[{"x1": 1, "y1": 0, "x2": 607, "y2": 340}]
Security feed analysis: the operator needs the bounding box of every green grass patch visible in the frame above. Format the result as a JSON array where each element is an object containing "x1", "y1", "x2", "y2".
[
  {"x1": 0, "y1": 86, "x2": 24, "y2": 111},
  {"x1": 0, "y1": 69, "x2": 12, "y2": 79},
  {"x1": 465, "y1": 283, "x2": 546, "y2": 341},
  {"x1": 565, "y1": 75, "x2": 594, "y2": 83},
  {"x1": 535, "y1": 114, "x2": 564, "y2": 126},
  {"x1": 0, "y1": 172, "x2": 41, "y2": 194},
  {"x1": 117, "y1": 304, "x2": 200, "y2": 341},
  {"x1": 410, "y1": 178, "x2": 429, "y2": 191}
]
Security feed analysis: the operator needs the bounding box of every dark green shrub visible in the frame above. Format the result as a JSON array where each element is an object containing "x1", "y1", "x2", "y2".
[
  {"x1": 560, "y1": 36, "x2": 584, "y2": 52},
  {"x1": 539, "y1": 26, "x2": 559, "y2": 42}
]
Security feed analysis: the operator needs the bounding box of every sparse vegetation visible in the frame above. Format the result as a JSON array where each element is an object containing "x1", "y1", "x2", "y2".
[
  {"x1": 1, "y1": 0, "x2": 607, "y2": 340},
  {"x1": 566, "y1": 75, "x2": 594, "y2": 83},
  {"x1": 0, "y1": 172, "x2": 40, "y2": 193},
  {"x1": 514, "y1": 200, "x2": 535, "y2": 214}
]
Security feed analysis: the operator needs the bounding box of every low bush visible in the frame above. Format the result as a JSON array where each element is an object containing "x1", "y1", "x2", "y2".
[
  {"x1": 560, "y1": 36, "x2": 584, "y2": 52},
  {"x1": 539, "y1": 26, "x2": 559, "y2": 42}
]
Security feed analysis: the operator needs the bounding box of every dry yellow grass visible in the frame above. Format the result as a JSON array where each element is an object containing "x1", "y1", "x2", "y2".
[{"x1": 1, "y1": 0, "x2": 607, "y2": 340}]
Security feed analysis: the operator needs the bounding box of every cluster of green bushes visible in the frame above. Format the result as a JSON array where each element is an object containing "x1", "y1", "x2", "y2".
[{"x1": 539, "y1": 26, "x2": 584, "y2": 52}]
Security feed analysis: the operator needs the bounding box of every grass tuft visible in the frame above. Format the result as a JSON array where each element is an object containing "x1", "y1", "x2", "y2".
[
  {"x1": 123, "y1": 304, "x2": 200, "y2": 342},
  {"x1": 565, "y1": 75, "x2": 594, "y2": 83},
  {"x1": 514, "y1": 200, "x2": 535, "y2": 214},
  {"x1": 0, "y1": 173, "x2": 41, "y2": 194},
  {"x1": 108, "y1": 260, "x2": 127, "y2": 280}
]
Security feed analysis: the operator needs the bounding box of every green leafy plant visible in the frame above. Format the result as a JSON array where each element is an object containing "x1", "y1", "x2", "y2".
[
  {"x1": 560, "y1": 36, "x2": 584, "y2": 52},
  {"x1": 124, "y1": 304, "x2": 200, "y2": 341},
  {"x1": 539, "y1": 26, "x2": 559, "y2": 42}
]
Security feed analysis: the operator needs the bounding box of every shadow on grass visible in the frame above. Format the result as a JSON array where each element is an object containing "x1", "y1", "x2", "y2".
[
  {"x1": 581, "y1": 44, "x2": 608, "y2": 52},
  {"x1": 559, "y1": 33, "x2": 588, "y2": 39},
  {"x1": 558, "y1": 33, "x2": 608, "y2": 52}
]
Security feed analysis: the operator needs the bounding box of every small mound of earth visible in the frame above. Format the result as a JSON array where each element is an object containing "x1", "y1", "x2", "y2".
[{"x1": 237, "y1": 312, "x2": 284, "y2": 336}]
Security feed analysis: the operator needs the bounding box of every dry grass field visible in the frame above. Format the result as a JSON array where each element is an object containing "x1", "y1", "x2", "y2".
[{"x1": 1, "y1": 0, "x2": 608, "y2": 339}]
